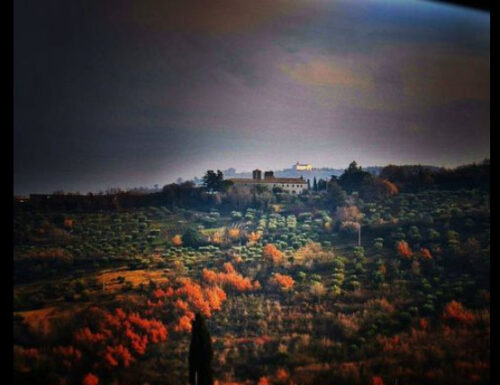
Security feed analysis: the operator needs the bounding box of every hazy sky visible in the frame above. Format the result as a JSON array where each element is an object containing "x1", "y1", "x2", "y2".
[{"x1": 14, "y1": 0, "x2": 489, "y2": 194}]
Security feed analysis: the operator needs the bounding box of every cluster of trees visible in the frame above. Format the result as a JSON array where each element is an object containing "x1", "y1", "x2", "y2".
[
  {"x1": 14, "y1": 307, "x2": 169, "y2": 385},
  {"x1": 310, "y1": 177, "x2": 328, "y2": 192},
  {"x1": 338, "y1": 161, "x2": 399, "y2": 201},
  {"x1": 202, "y1": 263, "x2": 260, "y2": 292},
  {"x1": 379, "y1": 160, "x2": 490, "y2": 192},
  {"x1": 202, "y1": 170, "x2": 233, "y2": 192},
  {"x1": 24, "y1": 184, "x2": 210, "y2": 212},
  {"x1": 19, "y1": 160, "x2": 489, "y2": 214}
]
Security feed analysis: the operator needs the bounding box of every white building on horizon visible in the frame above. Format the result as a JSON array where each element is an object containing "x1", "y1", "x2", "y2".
[{"x1": 293, "y1": 161, "x2": 313, "y2": 171}]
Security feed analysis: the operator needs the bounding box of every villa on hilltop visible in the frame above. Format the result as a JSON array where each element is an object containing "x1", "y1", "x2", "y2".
[
  {"x1": 229, "y1": 169, "x2": 307, "y2": 194},
  {"x1": 293, "y1": 161, "x2": 313, "y2": 171}
]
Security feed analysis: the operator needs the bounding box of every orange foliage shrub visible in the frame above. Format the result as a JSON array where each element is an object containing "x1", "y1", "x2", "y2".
[
  {"x1": 380, "y1": 178, "x2": 399, "y2": 195},
  {"x1": 228, "y1": 228, "x2": 240, "y2": 239},
  {"x1": 223, "y1": 272, "x2": 254, "y2": 291},
  {"x1": 257, "y1": 376, "x2": 271, "y2": 385},
  {"x1": 202, "y1": 266, "x2": 255, "y2": 292},
  {"x1": 175, "y1": 298, "x2": 190, "y2": 313},
  {"x1": 442, "y1": 301, "x2": 475, "y2": 325},
  {"x1": 223, "y1": 262, "x2": 236, "y2": 274},
  {"x1": 153, "y1": 287, "x2": 174, "y2": 299},
  {"x1": 202, "y1": 268, "x2": 219, "y2": 283},
  {"x1": 371, "y1": 375, "x2": 385, "y2": 385},
  {"x1": 175, "y1": 315, "x2": 194, "y2": 333},
  {"x1": 396, "y1": 241, "x2": 412, "y2": 259},
  {"x1": 211, "y1": 232, "x2": 222, "y2": 244},
  {"x1": 263, "y1": 244, "x2": 284, "y2": 264},
  {"x1": 276, "y1": 368, "x2": 289, "y2": 381},
  {"x1": 104, "y1": 344, "x2": 135, "y2": 367},
  {"x1": 269, "y1": 273, "x2": 295, "y2": 290},
  {"x1": 176, "y1": 278, "x2": 213, "y2": 317},
  {"x1": 419, "y1": 248, "x2": 432, "y2": 259},
  {"x1": 146, "y1": 274, "x2": 241, "y2": 334},
  {"x1": 73, "y1": 308, "x2": 167, "y2": 368},
  {"x1": 74, "y1": 327, "x2": 108, "y2": 344},
  {"x1": 127, "y1": 312, "x2": 168, "y2": 343},
  {"x1": 82, "y1": 373, "x2": 99, "y2": 385},
  {"x1": 52, "y1": 345, "x2": 82, "y2": 368},
  {"x1": 171, "y1": 234, "x2": 182, "y2": 247},
  {"x1": 246, "y1": 231, "x2": 261, "y2": 244},
  {"x1": 174, "y1": 277, "x2": 234, "y2": 320},
  {"x1": 205, "y1": 286, "x2": 227, "y2": 311}
]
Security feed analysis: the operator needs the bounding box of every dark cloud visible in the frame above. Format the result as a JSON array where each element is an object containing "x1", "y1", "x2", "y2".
[{"x1": 14, "y1": 0, "x2": 489, "y2": 194}]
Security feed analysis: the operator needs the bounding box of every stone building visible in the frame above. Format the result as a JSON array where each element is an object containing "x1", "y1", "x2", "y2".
[{"x1": 229, "y1": 169, "x2": 307, "y2": 194}]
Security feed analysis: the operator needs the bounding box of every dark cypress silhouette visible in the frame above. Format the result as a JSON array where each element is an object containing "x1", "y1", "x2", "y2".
[{"x1": 189, "y1": 313, "x2": 214, "y2": 385}]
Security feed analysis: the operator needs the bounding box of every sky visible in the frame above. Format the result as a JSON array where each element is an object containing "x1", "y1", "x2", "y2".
[{"x1": 14, "y1": 0, "x2": 490, "y2": 194}]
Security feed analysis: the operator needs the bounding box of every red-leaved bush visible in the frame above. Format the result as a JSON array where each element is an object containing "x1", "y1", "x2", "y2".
[
  {"x1": 82, "y1": 373, "x2": 99, "y2": 385},
  {"x1": 419, "y1": 248, "x2": 433, "y2": 260},
  {"x1": 396, "y1": 241, "x2": 412, "y2": 259},
  {"x1": 269, "y1": 273, "x2": 295, "y2": 290},
  {"x1": 52, "y1": 345, "x2": 82, "y2": 368},
  {"x1": 442, "y1": 301, "x2": 475, "y2": 325},
  {"x1": 202, "y1": 264, "x2": 256, "y2": 292},
  {"x1": 262, "y1": 244, "x2": 284, "y2": 264},
  {"x1": 73, "y1": 307, "x2": 167, "y2": 368}
]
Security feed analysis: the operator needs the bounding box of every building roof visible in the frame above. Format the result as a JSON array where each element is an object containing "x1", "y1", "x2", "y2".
[{"x1": 229, "y1": 177, "x2": 307, "y2": 185}]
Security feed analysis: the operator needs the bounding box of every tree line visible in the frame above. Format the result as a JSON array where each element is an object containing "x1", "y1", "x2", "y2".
[{"x1": 17, "y1": 160, "x2": 488, "y2": 212}]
